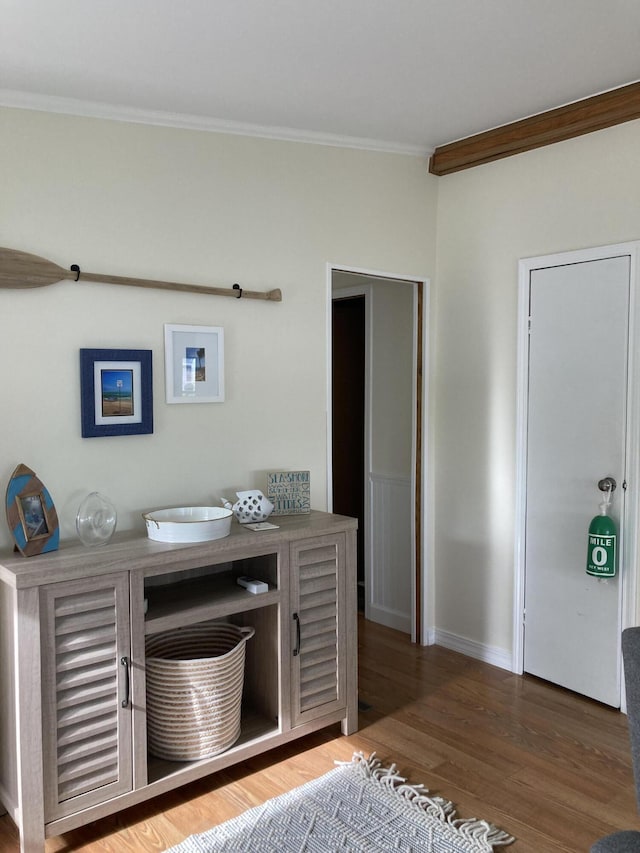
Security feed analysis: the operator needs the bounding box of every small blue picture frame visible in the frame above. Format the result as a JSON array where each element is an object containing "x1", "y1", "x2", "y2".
[{"x1": 80, "y1": 348, "x2": 153, "y2": 438}]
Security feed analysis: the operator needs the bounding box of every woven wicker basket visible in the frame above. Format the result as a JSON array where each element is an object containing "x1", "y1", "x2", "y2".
[{"x1": 145, "y1": 622, "x2": 255, "y2": 761}]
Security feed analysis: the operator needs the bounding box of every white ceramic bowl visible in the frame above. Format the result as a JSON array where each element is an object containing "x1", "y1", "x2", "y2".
[{"x1": 143, "y1": 506, "x2": 233, "y2": 543}]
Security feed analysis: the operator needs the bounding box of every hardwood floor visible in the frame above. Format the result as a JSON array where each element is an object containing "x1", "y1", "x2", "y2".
[{"x1": 1, "y1": 615, "x2": 638, "y2": 852}]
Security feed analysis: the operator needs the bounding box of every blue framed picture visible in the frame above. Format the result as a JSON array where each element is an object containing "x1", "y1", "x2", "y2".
[{"x1": 80, "y1": 348, "x2": 153, "y2": 437}]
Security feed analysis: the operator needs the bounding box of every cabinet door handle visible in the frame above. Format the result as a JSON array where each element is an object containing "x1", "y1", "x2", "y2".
[
  {"x1": 293, "y1": 612, "x2": 301, "y2": 657},
  {"x1": 121, "y1": 656, "x2": 130, "y2": 708}
]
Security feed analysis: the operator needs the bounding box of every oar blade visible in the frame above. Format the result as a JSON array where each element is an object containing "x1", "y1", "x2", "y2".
[{"x1": 0, "y1": 247, "x2": 68, "y2": 289}]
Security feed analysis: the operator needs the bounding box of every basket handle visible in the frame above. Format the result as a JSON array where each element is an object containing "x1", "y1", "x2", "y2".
[{"x1": 239, "y1": 626, "x2": 256, "y2": 642}]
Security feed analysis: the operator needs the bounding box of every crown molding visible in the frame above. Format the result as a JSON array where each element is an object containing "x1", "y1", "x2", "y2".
[
  {"x1": 429, "y1": 80, "x2": 640, "y2": 175},
  {"x1": 0, "y1": 89, "x2": 429, "y2": 158}
]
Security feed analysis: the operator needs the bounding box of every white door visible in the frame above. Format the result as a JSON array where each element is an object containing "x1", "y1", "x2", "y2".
[{"x1": 523, "y1": 255, "x2": 630, "y2": 707}]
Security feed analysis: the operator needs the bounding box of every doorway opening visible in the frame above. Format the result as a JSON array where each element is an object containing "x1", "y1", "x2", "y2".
[
  {"x1": 327, "y1": 264, "x2": 430, "y2": 644},
  {"x1": 332, "y1": 294, "x2": 366, "y2": 611}
]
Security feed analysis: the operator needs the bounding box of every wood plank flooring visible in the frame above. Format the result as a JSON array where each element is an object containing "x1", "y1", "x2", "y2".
[{"x1": 1, "y1": 615, "x2": 638, "y2": 852}]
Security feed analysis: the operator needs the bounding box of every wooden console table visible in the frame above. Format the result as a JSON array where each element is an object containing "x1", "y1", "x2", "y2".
[{"x1": 0, "y1": 510, "x2": 358, "y2": 853}]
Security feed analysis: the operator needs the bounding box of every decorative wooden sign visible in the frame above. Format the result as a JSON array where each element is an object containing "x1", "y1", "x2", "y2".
[
  {"x1": 267, "y1": 470, "x2": 311, "y2": 516},
  {"x1": 5, "y1": 463, "x2": 60, "y2": 556}
]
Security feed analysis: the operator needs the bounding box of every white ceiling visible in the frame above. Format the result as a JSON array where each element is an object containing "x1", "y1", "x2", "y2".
[{"x1": 2, "y1": 0, "x2": 640, "y2": 156}]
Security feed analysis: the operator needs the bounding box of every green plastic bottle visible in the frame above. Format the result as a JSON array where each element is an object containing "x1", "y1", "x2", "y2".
[{"x1": 586, "y1": 502, "x2": 617, "y2": 578}]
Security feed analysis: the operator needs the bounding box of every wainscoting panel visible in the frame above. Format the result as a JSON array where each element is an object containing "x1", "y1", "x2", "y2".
[{"x1": 369, "y1": 474, "x2": 411, "y2": 633}]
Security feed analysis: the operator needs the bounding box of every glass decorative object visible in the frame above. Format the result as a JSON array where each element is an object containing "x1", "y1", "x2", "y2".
[{"x1": 76, "y1": 492, "x2": 117, "y2": 546}]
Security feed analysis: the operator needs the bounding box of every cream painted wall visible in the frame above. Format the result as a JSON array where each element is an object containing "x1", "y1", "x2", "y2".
[
  {"x1": 370, "y1": 281, "x2": 413, "y2": 478},
  {"x1": 0, "y1": 106, "x2": 437, "y2": 550},
  {"x1": 434, "y1": 119, "x2": 640, "y2": 657}
]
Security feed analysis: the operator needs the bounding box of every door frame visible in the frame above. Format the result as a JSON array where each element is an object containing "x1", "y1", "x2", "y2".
[
  {"x1": 513, "y1": 241, "x2": 640, "y2": 697},
  {"x1": 326, "y1": 263, "x2": 431, "y2": 644}
]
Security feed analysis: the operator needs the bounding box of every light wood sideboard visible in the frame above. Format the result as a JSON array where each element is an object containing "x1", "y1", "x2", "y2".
[{"x1": 0, "y1": 510, "x2": 358, "y2": 853}]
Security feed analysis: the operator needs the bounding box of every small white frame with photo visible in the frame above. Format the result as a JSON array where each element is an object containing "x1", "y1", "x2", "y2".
[{"x1": 164, "y1": 324, "x2": 225, "y2": 404}]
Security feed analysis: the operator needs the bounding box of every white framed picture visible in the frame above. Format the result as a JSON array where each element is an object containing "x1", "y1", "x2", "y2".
[{"x1": 164, "y1": 324, "x2": 225, "y2": 404}]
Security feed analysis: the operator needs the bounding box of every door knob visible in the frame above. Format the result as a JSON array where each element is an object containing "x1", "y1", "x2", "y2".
[{"x1": 598, "y1": 477, "x2": 617, "y2": 493}]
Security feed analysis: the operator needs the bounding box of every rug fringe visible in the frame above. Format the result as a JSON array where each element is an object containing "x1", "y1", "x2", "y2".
[{"x1": 338, "y1": 752, "x2": 514, "y2": 849}]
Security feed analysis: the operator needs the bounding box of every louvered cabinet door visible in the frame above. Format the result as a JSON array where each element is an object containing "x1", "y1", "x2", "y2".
[
  {"x1": 40, "y1": 573, "x2": 133, "y2": 821},
  {"x1": 290, "y1": 534, "x2": 347, "y2": 727}
]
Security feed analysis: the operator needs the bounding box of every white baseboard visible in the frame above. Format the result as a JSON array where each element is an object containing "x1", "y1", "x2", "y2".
[
  {"x1": 433, "y1": 628, "x2": 512, "y2": 672},
  {"x1": 368, "y1": 604, "x2": 411, "y2": 634}
]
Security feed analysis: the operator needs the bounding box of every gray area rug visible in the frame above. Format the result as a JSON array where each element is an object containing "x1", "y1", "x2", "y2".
[{"x1": 166, "y1": 752, "x2": 514, "y2": 852}]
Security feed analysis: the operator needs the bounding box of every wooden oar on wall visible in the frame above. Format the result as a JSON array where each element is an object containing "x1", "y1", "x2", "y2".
[{"x1": 0, "y1": 247, "x2": 282, "y2": 302}]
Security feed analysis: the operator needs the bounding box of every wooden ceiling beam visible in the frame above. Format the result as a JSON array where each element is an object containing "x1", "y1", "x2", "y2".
[{"x1": 429, "y1": 81, "x2": 640, "y2": 176}]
